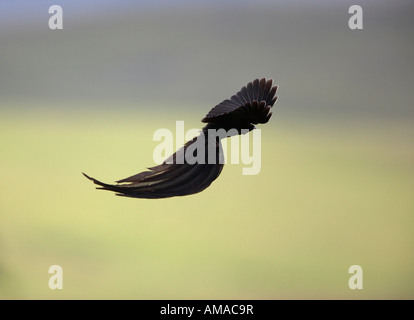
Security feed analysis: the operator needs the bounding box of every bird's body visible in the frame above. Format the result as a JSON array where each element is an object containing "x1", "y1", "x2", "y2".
[{"x1": 84, "y1": 78, "x2": 278, "y2": 198}]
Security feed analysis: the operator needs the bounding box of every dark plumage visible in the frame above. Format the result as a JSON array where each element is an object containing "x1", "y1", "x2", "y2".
[{"x1": 83, "y1": 78, "x2": 278, "y2": 198}]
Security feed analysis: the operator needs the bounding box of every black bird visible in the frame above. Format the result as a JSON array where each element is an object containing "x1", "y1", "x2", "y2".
[{"x1": 83, "y1": 78, "x2": 278, "y2": 198}]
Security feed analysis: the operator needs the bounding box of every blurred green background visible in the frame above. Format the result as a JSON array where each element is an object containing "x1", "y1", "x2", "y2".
[{"x1": 0, "y1": 0, "x2": 413, "y2": 299}]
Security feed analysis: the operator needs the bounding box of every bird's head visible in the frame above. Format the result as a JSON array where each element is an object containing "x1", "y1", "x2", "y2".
[
  {"x1": 247, "y1": 123, "x2": 256, "y2": 132},
  {"x1": 236, "y1": 123, "x2": 256, "y2": 134}
]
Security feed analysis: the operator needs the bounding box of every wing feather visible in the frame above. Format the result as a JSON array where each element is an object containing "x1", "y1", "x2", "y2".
[{"x1": 202, "y1": 78, "x2": 278, "y2": 125}]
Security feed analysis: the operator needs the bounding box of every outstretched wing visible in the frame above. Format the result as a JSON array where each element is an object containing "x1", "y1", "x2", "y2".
[{"x1": 202, "y1": 78, "x2": 278, "y2": 125}]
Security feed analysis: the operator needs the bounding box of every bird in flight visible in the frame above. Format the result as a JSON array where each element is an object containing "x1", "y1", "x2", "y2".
[{"x1": 83, "y1": 78, "x2": 278, "y2": 198}]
